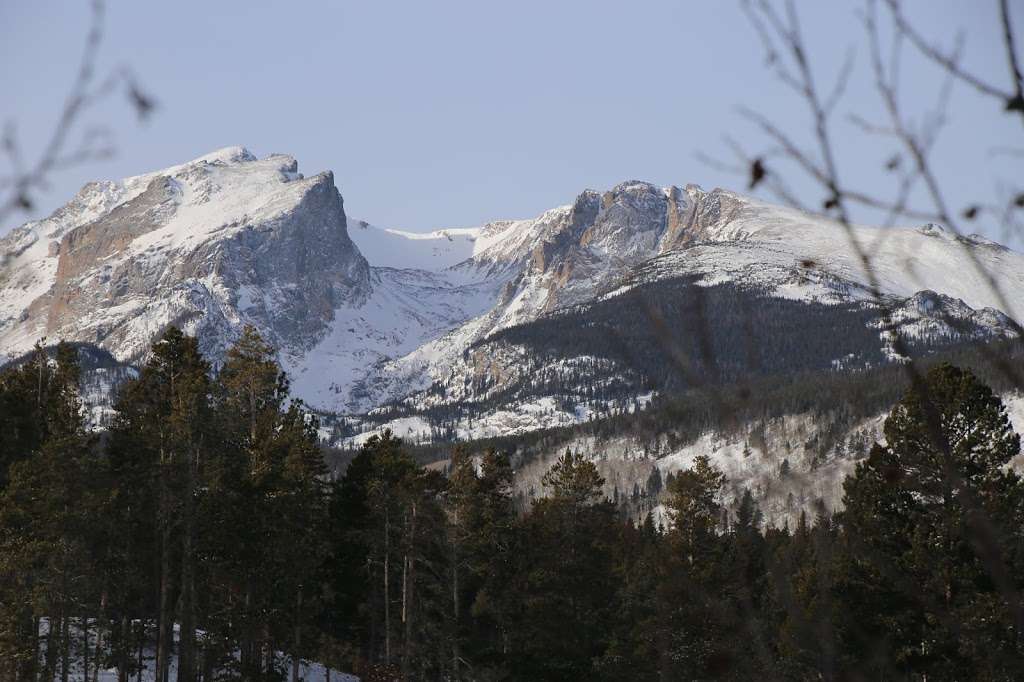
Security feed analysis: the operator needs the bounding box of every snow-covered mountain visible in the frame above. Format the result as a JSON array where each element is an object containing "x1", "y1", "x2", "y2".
[
  {"x1": 3, "y1": 148, "x2": 1023, "y2": 445},
  {"x1": 0, "y1": 146, "x2": 370, "y2": 364},
  {"x1": 342, "y1": 180, "x2": 1024, "y2": 440}
]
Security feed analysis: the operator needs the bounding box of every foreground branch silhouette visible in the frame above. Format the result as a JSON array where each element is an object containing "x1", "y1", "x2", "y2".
[{"x1": 0, "y1": 0, "x2": 154, "y2": 233}]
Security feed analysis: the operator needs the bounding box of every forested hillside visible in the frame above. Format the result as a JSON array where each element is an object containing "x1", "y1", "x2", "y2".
[{"x1": 2, "y1": 327, "x2": 1023, "y2": 680}]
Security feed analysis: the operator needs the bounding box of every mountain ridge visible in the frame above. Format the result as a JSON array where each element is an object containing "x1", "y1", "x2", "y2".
[{"x1": 2, "y1": 147, "x2": 1022, "y2": 440}]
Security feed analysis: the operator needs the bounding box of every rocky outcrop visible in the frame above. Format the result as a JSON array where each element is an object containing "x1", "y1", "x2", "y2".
[
  {"x1": 659, "y1": 184, "x2": 746, "y2": 248},
  {"x1": 47, "y1": 176, "x2": 180, "y2": 334},
  {"x1": 3, "y1": 148, "x2": 1023, "y2": 427},
  {"x1": 1, "y1": 147, "x2": 370, "y2": 364}
]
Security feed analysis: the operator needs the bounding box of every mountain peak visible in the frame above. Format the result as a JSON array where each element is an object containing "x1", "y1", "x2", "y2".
[
  {"x1": 0, "y1": 148, "x2": 369, "y2": 363},
  {"x1": 607, "y1": 179, "x2": 661, "y2": 194},
  {"x1": 3, "y1": 151, "x2": 1023, "y2": 426},
  {"x1": 191, "y1": 145, "x2": 256, "y2": 165}
]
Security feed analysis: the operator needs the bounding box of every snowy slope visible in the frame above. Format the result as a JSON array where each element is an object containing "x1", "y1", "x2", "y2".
[
  {"x1": 0, "y1": 146, "x2": 370, "y2": 364},
  {"x1": 503, "y1": 391, "x2": 1024, "y2": 530},
  {"x1": 481, "y1": 184, "x2": 1024, "y2": 329},
  {"x1": 611, "y1": 196, "x2": 1024, "y2": 319},
  {"x1": 353, "y1": 182, "x2": 1024, "y2": 433},
  {"x1": 284, "y1": 265, "x2": 506, "y2": 413},
  {"x1": 345, "y1": 213, "x2": 545, "y2": 272},
  {"x1": 3, "y1": 149, "x2": 1023, "y2": 439},
  {"x1": 348, "y1": 219, "x2": 482, "y2": 270}
]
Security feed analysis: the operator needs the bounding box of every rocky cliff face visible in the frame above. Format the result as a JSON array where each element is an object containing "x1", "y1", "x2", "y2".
[
  {"x1": 1, "y1": 147, "x2": 370, "y2": 364},
  {"x1": 349, "y1": 179, "x2": 1024, "y2": 440},
  {"x1": 7, "y1": 149, "x2": 1024, "y2": 529},
  {"x1": 3, "y1": 147, "x2": 1024, "y2": 434},
  {"x1": 457, "y1": 181, "x2": 765, "y2": 329}
]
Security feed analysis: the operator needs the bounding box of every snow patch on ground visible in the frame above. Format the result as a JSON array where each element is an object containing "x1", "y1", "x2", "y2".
[{"x1": 36, "y1": 618, "x2": 357, "y2": 682}]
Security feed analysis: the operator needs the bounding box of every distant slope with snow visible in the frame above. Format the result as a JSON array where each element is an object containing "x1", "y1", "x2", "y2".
[
  {"x1": 348, "y1": 219, "x2": 482, "y2": 270},
  {"x1": 350, "y1": 181, "x2": 1024, "y2": 434},
  {"x1": 3, "y1": 148, "x2": 1023, "y2": 439}
]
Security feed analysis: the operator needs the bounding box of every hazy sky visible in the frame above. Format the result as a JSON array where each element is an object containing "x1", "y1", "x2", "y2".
[{"x1": 2, "y1": 1, "x2": 1020, "y2": 243}]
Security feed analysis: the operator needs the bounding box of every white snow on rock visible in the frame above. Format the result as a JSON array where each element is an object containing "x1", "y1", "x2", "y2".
[
  {"x1": 3, "y1": 149, "x2": 1024, "y2": 442},
  {"x1": 0, "y1": 145, "x2": 370, "y2": 366}
]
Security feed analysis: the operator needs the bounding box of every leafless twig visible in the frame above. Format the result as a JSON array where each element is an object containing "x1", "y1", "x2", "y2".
[
  {"x1": 0, "y1": 0, "x2": 155, "y2": 229},
  {"x1": 720, "y1": 2, "x2": 1024, "y2": 662},
  {"x1": 884, "y1": 0, "x2": 1024, "y2": 121}
]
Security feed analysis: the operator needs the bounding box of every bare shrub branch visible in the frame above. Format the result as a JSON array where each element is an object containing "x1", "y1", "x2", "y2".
[{"x1": 0, "y1": 0, "x2": 155, "y2": 228}]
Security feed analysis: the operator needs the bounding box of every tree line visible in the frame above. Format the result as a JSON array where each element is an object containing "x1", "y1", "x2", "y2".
[{"x1": 1, "y1": 327, "x2": 1023, "y2": 680}]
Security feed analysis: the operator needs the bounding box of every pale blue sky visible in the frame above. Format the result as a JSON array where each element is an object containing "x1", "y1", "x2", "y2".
[{"x1": 2, "y1": 1, "x2": 1020, "y2": 243}]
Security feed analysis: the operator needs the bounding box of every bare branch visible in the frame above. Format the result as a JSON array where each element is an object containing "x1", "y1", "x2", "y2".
[
  {"x1": 740, "y1": 0, "x2": 958, "y2": 408},
  {"x1": 741, "y1": 0, "x2": 806, "y2": 96},
  {"x1": 693, "y1": 150, "x2": 744, "y2": 176},
  {"x1": 823, "y1": 48, "x2": 856, "y2": 117},
  {"x1": 0, "y1": 0, "x2": 156, "y2": 228},
  {"x1": 883, "y1": 0, "x2": 1013, "y2": 102},
  {"x1": 737, "y1": 107, "x2": 828, "y2": 185},
  {"x1": 999, "y1": 0, "x2": 1024, "y2": 114},
  {"x1": 719, "y1": 137, "x2": 811, "y2": 211},
  {"x1": 863, "y1": 0, "x2": 1024, "y2": 342}
]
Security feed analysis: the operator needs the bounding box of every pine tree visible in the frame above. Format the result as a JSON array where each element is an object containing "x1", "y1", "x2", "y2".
[
  {"x1": 0, "y1": 342, "x2": 99, "y2": 682},
  {"x1": 471, "y1": 449, "x2": 518, "y2": 671},
  {"x1": 444, "y1": 445, "x2": 476, "y2": 680},
  {"x1": 513, "y1": 449, "x2": 618, "y2": 679},
  {"x1": 840, "y1": 363, "x2": 1024, "y2": 677},
  {"x1": 322, "y1": 444, "x2": 378, "y2": 662},
  {"x1": 659, "y1": 455, "x2": 735, "y2": 678},
  {"x1": 444, "y1": 447, "x2": 517, "y2": 678},
  {"x1": 209, "y1": 325, "x2": 320, "y2": 680},
  {"x1": 767, "y1": 508, "x2": 843, "y2": 678},
  {"x1": 596, "y1": 515, "x2": 662, "y2": 681},
  {"x1": 665, "y1": 455, "x2": 724, "y2": 567},
  {"x1": 322, "y1": 430, "x2": 457, "y2": 679},
  {"x1": 0, "y1": 341, "x2": 79, "y2": 489},
  {"x1": 277, "y1": 402, "x2": 330, "y2": 682},
  {"x1": 107, "y1": 327, "x2": 211, "y2": 682}
]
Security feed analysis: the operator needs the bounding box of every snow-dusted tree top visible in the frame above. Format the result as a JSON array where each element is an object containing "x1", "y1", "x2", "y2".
[{"x1": 2, "y1": 146, "x2": 1022, "y2": 421}]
